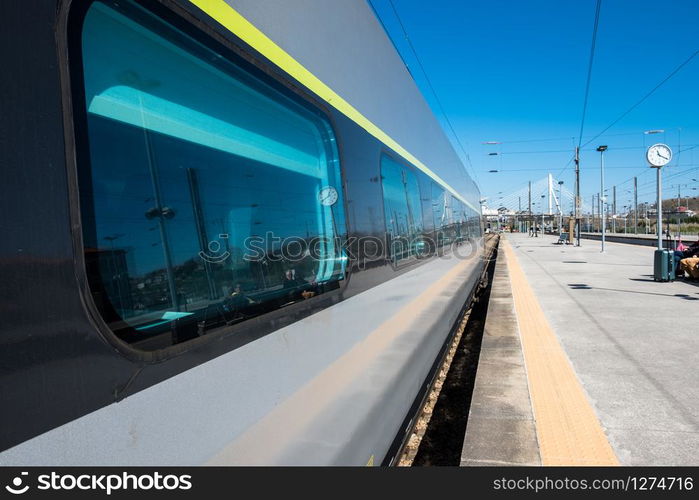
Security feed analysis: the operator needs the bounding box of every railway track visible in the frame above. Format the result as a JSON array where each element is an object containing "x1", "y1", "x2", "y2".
[{"x1": 395, "y1": 235, "x2": 500, "y2": 466}]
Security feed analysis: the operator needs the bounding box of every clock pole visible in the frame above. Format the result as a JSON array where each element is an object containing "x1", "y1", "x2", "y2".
[
  {"x1": 646, "y1": 144, "x2": 671, "y2": 251},
  {"x1": 656, "y1": 164, "x2": 662, "y2": 251}
]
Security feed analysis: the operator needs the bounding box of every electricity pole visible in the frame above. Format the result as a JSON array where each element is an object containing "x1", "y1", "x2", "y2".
[
  {"x1": 575, "y1": 146, "x2": 581, "y2": 245},
  {"x1": 612, "y1": 185, "x2": 616, "y2": 234},
  {"x1": 677, "y1": 184, "x2": 682, "y2": 241},
  {"x1": 518, "y1": 196, "x2": 521, "y2": 232},
  {"x1": 528, "y1": 181, "x2": 532, "y2": 234},
  {"x1": 634, "y1": 177, "x2": 638, "y2": 234}
]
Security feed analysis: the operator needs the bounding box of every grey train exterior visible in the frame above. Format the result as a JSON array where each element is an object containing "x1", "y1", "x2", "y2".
[{"x1": 0, "y1": 0, "x2": 484, "y2": 465}]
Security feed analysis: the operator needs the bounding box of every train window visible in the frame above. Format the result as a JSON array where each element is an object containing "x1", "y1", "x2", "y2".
[
  {"x1": 380, "y1": 155, "x2": 424, "y2": 262},
  {"x1": 430, "y1": 183, "x2": 446, "y2": 247},
  {"x1": 448, "y1": 196, "x2": 462, "y2": 243},
  {"x1": 76, "y1": 0, "x2": 347, "y2": 350},
  {"x1": 459, "y1": 199, "x2": 468, "y2": 238},
  {"x1": 467, "y1": 206, "x2": 480, "y2": 239}
]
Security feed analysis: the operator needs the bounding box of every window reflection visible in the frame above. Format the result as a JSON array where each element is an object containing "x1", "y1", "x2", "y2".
[
  {"x1": 380, "y1": 155, "x2": 424, "y2": 262},
  {"x1": 431, "y1": 183, "x2": 446, "y2": 247},
  {"x1": 79, "y1": 0, "x2": 347, "y2": 350}
]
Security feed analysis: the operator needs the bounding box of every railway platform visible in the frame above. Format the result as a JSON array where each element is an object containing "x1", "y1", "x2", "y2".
[
  {"x1": 580, "y1": 231, "x2": 699, "y2": 247},
  {"x1": 462, "y1": 232, "x2": 699, "y2": 466}
]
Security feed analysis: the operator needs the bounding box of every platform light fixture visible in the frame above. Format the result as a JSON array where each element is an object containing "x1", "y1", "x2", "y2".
[
  {"x1": 596, "y1": 145, "x2": 608, "y2": 253},
  {"x1": 478, "y1": 198, "x2": 487, "y2": 216}
]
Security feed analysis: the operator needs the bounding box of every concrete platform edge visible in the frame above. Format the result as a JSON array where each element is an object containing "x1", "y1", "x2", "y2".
[{"x1": 460, "y1": 245, "x2": 541, "y2": 466}]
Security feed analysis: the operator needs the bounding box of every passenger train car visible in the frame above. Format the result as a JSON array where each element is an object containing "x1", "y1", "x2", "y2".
[{"x1": 0, "y1": 0, "x2": 484, "y2": 465}]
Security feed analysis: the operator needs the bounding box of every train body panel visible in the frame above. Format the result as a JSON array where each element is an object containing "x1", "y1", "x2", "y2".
[
  {"x1": 225, "y1": 0, "x2": 480, "y2": 206},
  {"x1": 0, "y1": 248, "x2": 481, "y2": 465},
  {"x1": 0, "y1": 0, "x2": 483, "y2": 465}
]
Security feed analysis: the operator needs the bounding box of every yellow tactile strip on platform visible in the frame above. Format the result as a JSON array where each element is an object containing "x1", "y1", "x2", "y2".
[{"x1": 502, "y1": 239, "x2": 618, "y2": 465}]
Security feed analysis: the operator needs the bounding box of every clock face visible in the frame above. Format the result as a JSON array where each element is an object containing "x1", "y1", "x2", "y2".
[
  {"x1": 646, "y1": 143, "x2": 672, "y2": 167},
  {"x1": 318, "y1": 186, "x2": 339, "y2": 206}
]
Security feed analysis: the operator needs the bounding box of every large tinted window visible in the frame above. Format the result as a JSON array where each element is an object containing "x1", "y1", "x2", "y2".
[
  {"x1": 430, "y1": 183, "x2": 447, "y2": 247},
  {"x1": 453, "y1": 197, "x2": 466, "y2": 241},
  {"x1": 78, "y1": 0, "x2": 347, "y2": 350},
  {"x1": 466, "y1": 205, "x2": 481, "y2": 240},
  {"x1": 380, "y1": 155, "x2": 424, "y2": 262}
]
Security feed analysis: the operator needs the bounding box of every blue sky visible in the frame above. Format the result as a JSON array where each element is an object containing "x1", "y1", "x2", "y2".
[{"x1": 370, "y1": 0, "x2": 699, "y2": 212}]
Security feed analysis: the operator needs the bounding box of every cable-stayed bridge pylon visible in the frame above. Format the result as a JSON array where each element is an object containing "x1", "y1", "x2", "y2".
[{"x1": 485, "y1": 174, "x2": 591, "y2": 216}]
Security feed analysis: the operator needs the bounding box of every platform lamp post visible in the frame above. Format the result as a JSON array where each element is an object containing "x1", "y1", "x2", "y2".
[
  {"x1": 540, "y1": 194, "x2": 546, "y2": 234},
  {"x1": 479, "y1": 197, "x2": 489, "y2": 235},
  {"x1": 596, "y1": 145, "x2": 608, "y2": 252},
  {"x1": 676, "y1": 184, "x2": 683, "y2": 243}
]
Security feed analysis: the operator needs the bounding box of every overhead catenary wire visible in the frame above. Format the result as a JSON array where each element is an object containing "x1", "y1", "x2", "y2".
[
  {"x1": 581, "y1": 49, "x2": 699, "y2": 149},
  {"x1": 494, "y1": 165, "x2": 670, "y2": 172},
  {"x1": 559, "y1": 9, "x2": 698, "y2": 185},
  {"x1": 486, "y1": 175, "x2": 592, "y2": 214},
  {"x1": 576, "y1": 0, "x2": 603, "y2": 152},
  {"x1": 552, "y1": 0, "x2": 603, "y2": 183},
  {"x1": 496, "y1": 167, "x2": 698, "y2": 215},
  {"x1": 486, "y1": 131, "x2": 656, "y2": 147},
  {"x1": 500, "y1": 144, "x2": 698, "y2": 156},
  {"x1": 381, "y1": 0, "x2": 480, "y2": 185},
  {"x1": 374, "y1": 0, "x2": 698, "y2": 205},
  {"x1": 576, "y1": 139, "x2": 696, "y2": 203}
]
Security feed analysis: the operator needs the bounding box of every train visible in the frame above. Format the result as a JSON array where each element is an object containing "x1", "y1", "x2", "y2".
[{"x1": 0, "y1": 0, "x2": 484, "y2": 465}]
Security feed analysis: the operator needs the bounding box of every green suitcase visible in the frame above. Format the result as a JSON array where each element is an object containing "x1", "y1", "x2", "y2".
[{"x1": 653, "y1": 249, "x2": 675, "y2": 282}]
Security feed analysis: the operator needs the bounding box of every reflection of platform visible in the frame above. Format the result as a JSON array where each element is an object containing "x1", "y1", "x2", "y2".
[{"x1": 466, "y1": 233, "x2": 699, "y2": 466}]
